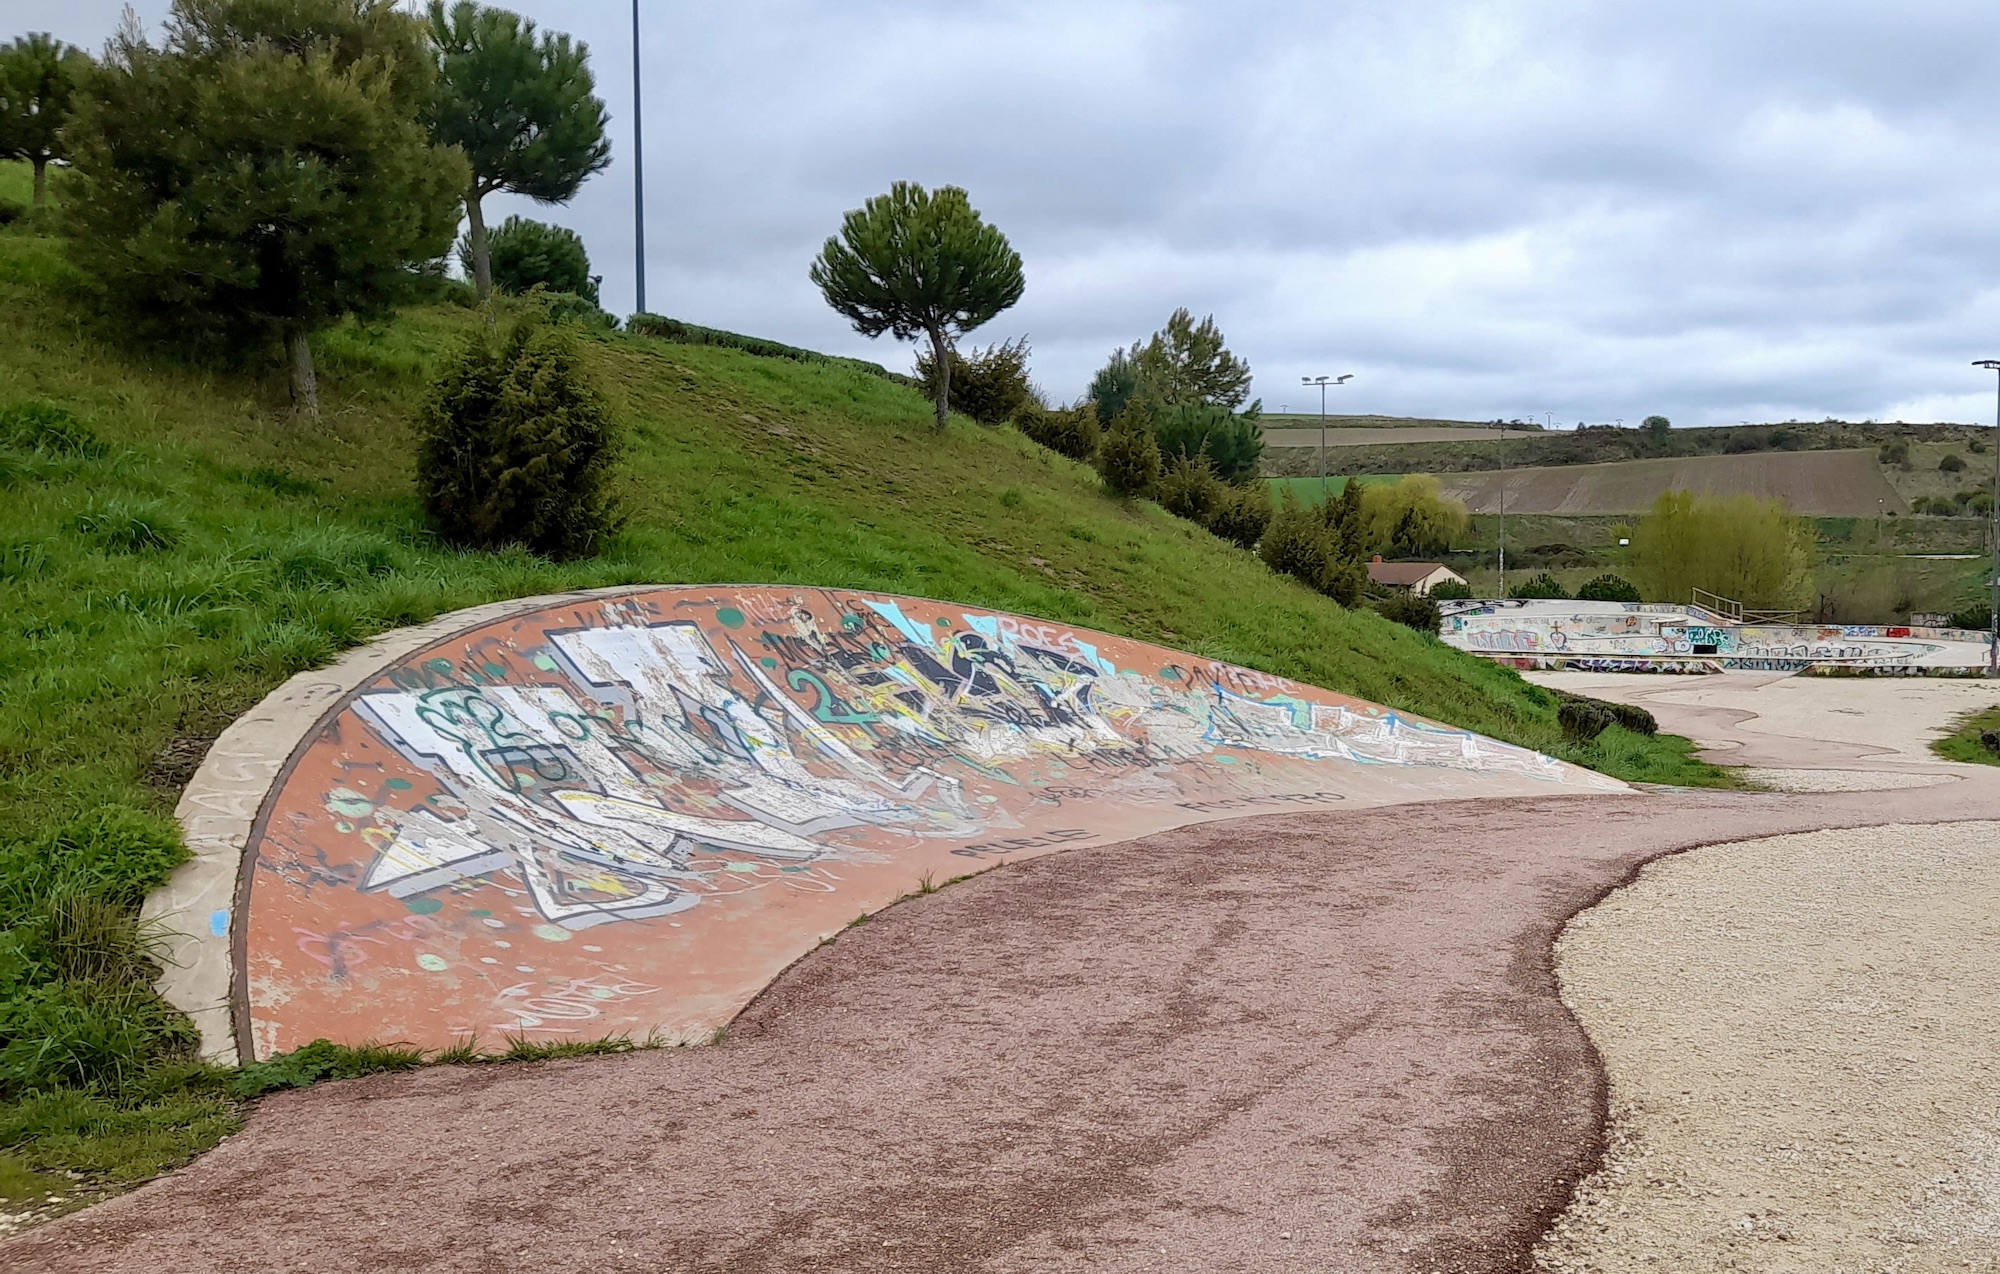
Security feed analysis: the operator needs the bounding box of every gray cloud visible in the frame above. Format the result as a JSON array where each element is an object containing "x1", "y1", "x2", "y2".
[{"x1": 17, "y1": 0, "x2": 2000, "y2": 424}]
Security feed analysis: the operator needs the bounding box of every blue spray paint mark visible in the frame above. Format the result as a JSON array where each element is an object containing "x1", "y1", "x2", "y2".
[{"x1": 209, "y1": 909, "x2": 230, "y2": 938}]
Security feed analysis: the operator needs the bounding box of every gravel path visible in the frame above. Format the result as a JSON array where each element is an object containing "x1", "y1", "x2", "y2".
[
  {"x1": 11, "y1": 784, "x2": 2000, "y2": 1274},
  {"x1": 1538, "y1": 822, "x2": 2000, "y2": 1274}
]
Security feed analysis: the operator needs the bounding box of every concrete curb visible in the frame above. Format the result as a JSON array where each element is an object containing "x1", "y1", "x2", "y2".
[{"x1": 143, "y1": 587, "x2": 647, "y2": 1065}]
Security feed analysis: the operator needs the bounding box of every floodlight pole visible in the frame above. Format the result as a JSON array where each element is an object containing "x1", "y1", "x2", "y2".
[
  {"x1": 631, "y1": 0, "x2": 647, "y2": 316},
  {"x1": 1979, "y1": 360, "x2": 2000, "y2": 675},
  {"x1": 1301, "y1": 374, "x2": 1353, "y2": 500}
]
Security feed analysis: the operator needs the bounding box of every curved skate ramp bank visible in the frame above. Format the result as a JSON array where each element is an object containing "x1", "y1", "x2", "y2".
[{"x1": 153, "y1": 585, "x2": 1623, "y2": 1063}]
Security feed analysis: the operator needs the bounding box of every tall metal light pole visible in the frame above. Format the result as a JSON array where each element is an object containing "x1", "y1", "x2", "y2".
[
  {"x1": 1301, "y1": 374, "x2": 1353, "y2": 500},
  {"x1": 631, "y1": 0, "x2": 647, "y2": 316},
  {"x1": 1974, "y1": 360, "x2": 2000, "y2": 675}
]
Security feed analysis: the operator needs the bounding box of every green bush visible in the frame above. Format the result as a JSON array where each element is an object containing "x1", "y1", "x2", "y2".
[
  {"x1": 1014, "y1": 403, "x2": 1099, "y2": 462},
  {"x1": 1576, "y1": 573, "x2": 1641, "y2": 603},
  {"x1": 1259, "y1": 493, "x2": 1334, "y2": 593},
  {"x1": 463, "y1": 216, "x2": 596, "y2": 304},
  {"x1": 913, "y1": 337, "x2": 1034, "y2": 425},
  {"x1": 1557, "y1": 699, "x2": 1614, "y2": 743},
  {"x1": 1509, "y1": 572, "x2": 1570, "y2": 600},
  {"x1": 1153, "y1": 403, "x2": 1264, "y2": 482},
  {"x1": 1949, "y1": 604, "x2": 1993, "y2": 630},
  {"x1": 1879, "y1": 439, "x2": 1911, "y2": 468},
  {"x1": 1372, "y1": 591, "x2": 1441, "y2": 634},
  {"x1": 416, "y1": 323, "x2": 620, "y2": 560},
  {"x1": 1970, "y1": 438, "x2": 1988, "y2": 454},
  {"x1": 1205, "y1": 483, "x2": 1271, "y2": 550},
  {"x1": 1428, "y1": 580, "x2": 1473, "y2": 600},
  {"x1": 1941, "y1": 453, "x2": 1967, "y2": 473},
  {"x1": 0, "y1": 199, "x2": 25, "y2": 226},
  {"x1": 1097, "y1": 406, "x2": 1161, "y2": 498},
  {"x1": 1155, "y1": 453, "x2": 1223, "y2": 524}
]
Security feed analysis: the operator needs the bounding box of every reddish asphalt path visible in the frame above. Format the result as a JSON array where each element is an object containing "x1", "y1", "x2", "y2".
[{"x1": 12, "y1": 784, "x2": 1999, "y2": 1273}]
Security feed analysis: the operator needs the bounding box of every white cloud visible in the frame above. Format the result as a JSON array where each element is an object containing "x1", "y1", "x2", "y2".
[{"x1": 18, "y1": 0, "x2": 2000, "y2": 424}]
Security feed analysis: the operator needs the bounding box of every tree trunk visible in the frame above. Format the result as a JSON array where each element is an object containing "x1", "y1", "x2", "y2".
[
  {"x1": 927, "y1": 326, "x2": 951, "y2": 429},
  {"x1": 466, "y1": 187, "x2": 492, "y2": 301},
  {"x1": 287, "y1": 330, "x2": 319, "y2": 420},
  {"x1": 31, "y1": 157, "x2": 46, "y2": 209}
]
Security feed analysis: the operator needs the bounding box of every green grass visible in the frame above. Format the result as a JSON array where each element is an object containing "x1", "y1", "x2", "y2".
[
  {"x1": 1932, "y1": 706, "x2": 2000, "y2": 766},
  {"x1": 0, "y1": 160, "x2": 1723, "y2": 1196}
]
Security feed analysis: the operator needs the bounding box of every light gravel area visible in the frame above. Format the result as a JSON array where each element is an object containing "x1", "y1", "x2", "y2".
[
  {"x1": 1537, "y1": 822, "x2": 2000, "y2": 1274},
  {"x1": 1737, "y1": 768, "x2": 1951, "y2": 793},
  {"x1": 1528, "y1": 670, "x2": 2000, "y2": 773}
]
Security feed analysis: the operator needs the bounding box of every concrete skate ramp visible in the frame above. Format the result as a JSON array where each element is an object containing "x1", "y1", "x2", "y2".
[{"x1": 154, "y1": 586, "x2": 1624, "y2": 1063}]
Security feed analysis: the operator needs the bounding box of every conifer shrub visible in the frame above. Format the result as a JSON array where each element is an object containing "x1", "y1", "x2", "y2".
[
  {"x1": 1373, "y1": 591, "x2": 1441, "y2": 634},
  {"x1": 1557, "y1": 699, "x2": 1614, "y2": 743},
  {"x1": 1097, "y1": 404, "x2": 1161, "y2": 498},
  {"x1": 416, "y1": 323, "x2": 619, "y2": 560},
  {"x1": 464, "y1": 216, "x2": 597, "y2": 303},
  {"x1": 1259, "y1": 491, "x2": 1335, "y2": 593},
  {"x1": 1014, "y1": 403, "x2": 1099, "y2": 461},
  {"x1": 1155, "y1": 453, "x2": 1223, "y2": 525},
  {"x1": 1576, "y1": 573, "x2": 1641, "y2": 603},
  {"x1": 1510, "y1": 572, "x2": 1571, "y2": 599},
  {"x1": 913, "y1": 337, "x2": 1034, "y2": 425},
  {"x1": 1428, "y1": 580, "x2": 1473, "y2": 600},
  {"x1": 1206, "y1": 483, "x2": 1272, "y2": 550}
]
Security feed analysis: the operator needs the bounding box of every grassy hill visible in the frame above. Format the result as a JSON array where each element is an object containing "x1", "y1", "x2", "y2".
[{"x1": 0, "y1": 161, "x2": 1715, "y2": 1203}]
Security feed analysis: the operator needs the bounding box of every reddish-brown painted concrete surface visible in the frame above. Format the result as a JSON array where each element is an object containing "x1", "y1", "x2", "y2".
[
  {"x1": 17, "y1": 784, "x2": 1996, "y2": 1274},
  {"x1": 229, "y1": 586, "x2": 1616, "y2": 1060}
]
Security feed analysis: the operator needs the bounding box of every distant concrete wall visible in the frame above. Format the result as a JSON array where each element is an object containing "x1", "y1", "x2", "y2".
[{"x1": 1440, "y1": 600, "x2": 1992, "y2": 673}]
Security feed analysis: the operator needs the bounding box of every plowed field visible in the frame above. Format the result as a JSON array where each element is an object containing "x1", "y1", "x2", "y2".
[{"x1": 1435, "y1": 449, "x2": 1903, "y2": 516}]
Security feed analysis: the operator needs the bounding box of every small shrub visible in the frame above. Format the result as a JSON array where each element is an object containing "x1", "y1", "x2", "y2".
[
  {"x1": 1983, "y1": 729, "x2": 2000, "y2": 756},
  {"x1": 69, "y1": 501, "x2": 183, "y2": 554},
  {"x1": 1557, "y1": 700, "x2": 1614, "y2": 743},
  {"x1": 1205, "y1": 483, "x2": 1272, "y2": 550},
  {"x1": 1014, "y1": 403, "x2": 1099, "y2": 461},
  {"x1": 1608, "y1": 702, "x2": 1658, "y2": 735},
  {"x1": 1970, "y1": 438, "x2": 1988, "y2": 454},
  {"x1": 1509, "y1": 572, "x2": 1570, "y2": 600},
  {"x1": 1941, "y1": 453, "x2": 1966, "y2": 473},
  {"x1": 914, "y1": 337, "x2": 1034, "y2": 425},
  {"x1": 1949, "y1": 604, "x2": 1992, "y2": 630},
  {"x1": 1576, "y1": 573, "x2": 1641, "y2": 603},
  {"x1": 1155, "y1": 453, "x2": 1223, "y2": 524},
  {"x1": 1878, "y1": 439, "x2": 1910, "y2": 467},
  {"x1": 1428, "y1": 580, "x2": 1473, "y2": 601},
  {"x1": 1373, "y1": 591, "x2": 1441, "y2": 634},
  {"x1": 0, "y1": 402, "x2": 105, "y2": 458},
  {"x1": 0, "y1": 198, "x2": 26, "y2": 226},
  {"x1": 1097, "y1": 407, "x2": 1161, "y2": 498},
  {"x1": 464, "y1": 216, "x2": 597, "y2": 304},
  {"x1": 416, "y1": 323, "x2": 620, "y2": 561},
  {"x1": 1154, "y1": 403, "x2": 1264, "y2": 482},
  {"x1": 1259, "y1": 493, "x2": 1334, "y2": 591}
]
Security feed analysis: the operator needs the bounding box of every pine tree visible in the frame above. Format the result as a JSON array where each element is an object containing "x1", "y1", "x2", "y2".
[
  {"x1": 63, "y1": 0, "x2": 467, "y2": 417},
  {"x1": 427, "y1": 2, "x2": 610, "y2": 301},
  {"x1": 812, "y1": 181, "x2": 1025, "y2": 428}
]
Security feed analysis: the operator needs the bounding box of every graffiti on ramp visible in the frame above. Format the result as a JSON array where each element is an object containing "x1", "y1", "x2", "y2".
[{"x1": 218, "y1": 586, "x2": 1623, "y2": 1059}]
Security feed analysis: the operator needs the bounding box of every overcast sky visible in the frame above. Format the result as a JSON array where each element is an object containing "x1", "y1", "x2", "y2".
[{"x1": 20, "y1": 1, "x2": 2000, "y2": 425}]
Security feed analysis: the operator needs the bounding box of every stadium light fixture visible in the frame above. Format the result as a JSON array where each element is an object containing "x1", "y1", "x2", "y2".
[
  {"x1": 1301, "y1": 374, "x2": 1354, "y2": 499},
  {"x1": 1974, "y1": 359, "x2": 2000, "y2": 676}
]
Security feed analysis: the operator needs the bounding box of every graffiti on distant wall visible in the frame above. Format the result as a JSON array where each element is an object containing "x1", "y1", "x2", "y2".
[{"x1": 1444, "y1": 605, "x2": 1980, "y2": 670}]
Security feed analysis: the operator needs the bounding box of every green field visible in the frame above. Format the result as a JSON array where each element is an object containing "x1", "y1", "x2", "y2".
[
  {"x1": 0, "y1": 161, "x2": 1723, "y2": 1203},
  {"x1": 1264, "y1": 474, "x2": 1407, "y2": 506}
]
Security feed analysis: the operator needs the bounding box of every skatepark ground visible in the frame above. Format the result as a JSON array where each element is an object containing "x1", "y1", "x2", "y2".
[{"x1": 8, "y1": 673, "x2": 2000, "y2": 1272}]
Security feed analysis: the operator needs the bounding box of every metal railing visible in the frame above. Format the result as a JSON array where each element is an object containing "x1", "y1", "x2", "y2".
[{"x1": 1691, "y1": 587, "x2": 1804, "y2": 626}]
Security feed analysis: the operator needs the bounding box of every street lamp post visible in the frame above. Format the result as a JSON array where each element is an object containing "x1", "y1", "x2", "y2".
[
  {"x1": 631, "y1": 0, "x2": 647, "y2": 316},
  {"x1": 1301, "y1": 374, "x2": 1354, "y2": 500},
  {"x1": 1974, "y1": 360, "x2": 2000, "y2": 676}
]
